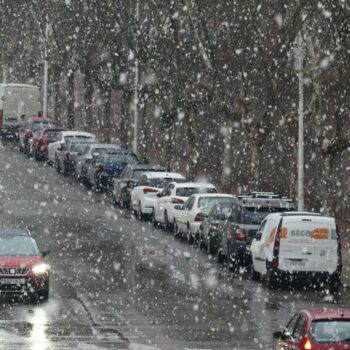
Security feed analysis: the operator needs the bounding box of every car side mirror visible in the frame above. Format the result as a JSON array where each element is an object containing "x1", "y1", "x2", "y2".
[
  {"x1": 174, "y1": 204, "x2": 183, "y2": 210},
  {"x1": 253, "y1": 232, "x2": 262, "y2": 240},
  {"x1": 156, "y1": 193, "x2": 161, "y2": 197},
  {"x1": 41, "y1": 249, "x2": 50, "y2": 257},
  {"x1": 273, "y1": 331, "x2": 283, "y2": 339}
]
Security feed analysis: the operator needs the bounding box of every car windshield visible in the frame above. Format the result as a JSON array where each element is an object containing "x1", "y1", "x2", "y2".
[
  {"x1": 176, "y1": 187, "x2": 217, "y2": 197},
  {"x1": 198, "y1": 196, "x2": 235, "y2": 208},
  {"x1": 103, "y1": 153, "x2": 138, "y2": 164},
  {"x1": 241, "y1": 206, "x2": 290, "y2": 225},
  {"x1": 310, "y1": 320, "x2": 350, "y2": 343},
  {"x1": 0, "y1": 236, "x2": 39, "y2": 256}
]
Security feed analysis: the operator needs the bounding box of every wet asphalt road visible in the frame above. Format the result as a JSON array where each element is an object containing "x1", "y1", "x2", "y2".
[{"x1": 0, "y1": 142, "x2": 349, "y2": 350}]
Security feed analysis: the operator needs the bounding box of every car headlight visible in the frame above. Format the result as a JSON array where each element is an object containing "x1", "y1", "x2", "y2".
[{"x1": 32, "y1": 263, "x2": 49, "y2": 275}]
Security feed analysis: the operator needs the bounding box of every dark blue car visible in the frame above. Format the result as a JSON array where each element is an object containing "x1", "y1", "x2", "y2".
[{"x1": 95, "y1": 151, "x2": 139, "y2": 191}]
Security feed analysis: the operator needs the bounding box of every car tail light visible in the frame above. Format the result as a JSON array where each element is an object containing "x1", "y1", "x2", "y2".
[
  {"x1": 143, "y1": 187, "x2": 158, "y2": 194},
  {"x1": 96, "y1": 164, "x2": 105, "y2": 173},
  {"x1": 235, "y1": 228, "x2": 246, "y2": 241},
  {"x1": 301, "y1": 337, "x2": 312, "y2": 350},
  {"x1": 272, "y1": 224, "x2": 282, "y2": 269},
  {"x1": 336, "y1": 226, "x2": 342, "y2": 273},
  {"x1": 172, "y1": 198, "x2": 185, "y2": 204},
  {"x1": 0, "y1": 110, "x2": 3, "y2": 126},
  {"x1": 195, "y1": 213, "x2": 206, "y2": 222}
]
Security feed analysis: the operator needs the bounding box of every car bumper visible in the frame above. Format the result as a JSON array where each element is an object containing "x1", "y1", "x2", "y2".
[
  {"x1": 189, "y1": 222, "x2": 202, "y2": 234},
  {"x1": 142, "y1": 197, "x2": 157, "y2": 214},
  {"x1": 0, "y1": 275, "x2": 49, "y2": 295},
  {"x1": 272, "y1": 269, "x2": 339, "y2": 282}
]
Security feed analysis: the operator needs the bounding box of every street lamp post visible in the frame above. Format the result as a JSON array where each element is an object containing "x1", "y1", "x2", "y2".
[
  {"x1": 133, "y1": 0, "x2": 139, "y2": 155},
  {"x1": 297, "y1": 30, "x2": 304, "y2": 211},
  {"x1": 43, "y1": 21, "x2": 49, "y2": 118}
]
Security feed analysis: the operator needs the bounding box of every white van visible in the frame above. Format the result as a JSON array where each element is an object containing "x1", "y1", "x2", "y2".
[
  {"x1": 0, "y1": 84, "x2": 41, "y2": 137},
  {"x1": 250, "y1": 212, "x2": 341, "y2": 291}
]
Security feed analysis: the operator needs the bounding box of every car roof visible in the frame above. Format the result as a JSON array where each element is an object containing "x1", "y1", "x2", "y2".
[
  {"x1": 190, "y1": 193, "x2": 235, "y2": 198},
  {"x1": 30, "y1": 118, "x2": 57, "y2": 122},
  {"x1": 129, "y1": 164, "x2": 166, "y2": 170},
  {"x1": 43, "y1": 127, "x2": 66, "y2": 132},
  {"x1": 104, "y1": 149, "x2": 136, "y2": 155},
  {"x1": 142, "y1": 172, "x2": 185, "y2": 179},
  {"x1": 61, "y1": 131, "x2": 95, "y2": 137},
  {"x1": 90, "y1": 144, "x2": 121, "y2": 150},
  {"x1": 265, "y1": 212, "x2": 335, "y2": 222},
  {"x1": 171, "y1": 182, "x2": 216, "y2": 188},
  {"x1": 304, "y1": 308, "x2": 350, "y2": 320},
  {"x1": 0, "y1": 228, "x2": 31, "y2": 236}
]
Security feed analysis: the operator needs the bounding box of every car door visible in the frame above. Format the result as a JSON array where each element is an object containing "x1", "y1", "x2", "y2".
[
  {"x1": 177, "y1": 196, "x2": 195, "y2": 233},
  {"x1": 155, "y1": 184, "x2": 172, "y2": 222},
  {"x1": 277, "y1": 314, "x2": 306, "y2": 350},
  {"x1": 131, "y1": 176, "x2": 147, "y2": 210},
  {"x1": 250, "y1": 219, "x2": 268, "y2": 274}
]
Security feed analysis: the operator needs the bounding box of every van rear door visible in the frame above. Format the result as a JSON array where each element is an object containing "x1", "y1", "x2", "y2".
[{"x1": 279, "y1": 218, "x2": 337, "y2": 273}]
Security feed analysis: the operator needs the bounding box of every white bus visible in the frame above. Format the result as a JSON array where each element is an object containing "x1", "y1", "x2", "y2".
[{"x1": 0, "y1": 84, "x2": 41, "y2": 137}]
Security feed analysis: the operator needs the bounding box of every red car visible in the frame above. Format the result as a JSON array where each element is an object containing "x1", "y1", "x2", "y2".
[
  {"x1": 0, "y1": 228, "x2": 50, "y2": 301},
  {"x1": 274, "y1": 308, "x2": 350, "y2": 349},
  {"x1": 19, "y1": 117, "x2": 60, "y2": 157},
  {"x1": 34, "y1": 127, "x2": 66, "y2": 161}
]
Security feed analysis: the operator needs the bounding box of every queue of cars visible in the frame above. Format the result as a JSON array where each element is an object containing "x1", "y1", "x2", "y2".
[{"x1": 7, "y1": 119, "x2": 344, "y2": 309}]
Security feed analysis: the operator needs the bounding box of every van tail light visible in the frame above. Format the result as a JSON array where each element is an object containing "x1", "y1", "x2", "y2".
[
  {"x1": 96, "y1": 164, "x2": 105, "y2": 173},
  {"x1": 301, "y1": 337, "x2": 312, "y2": 350},
  {"x1": 336, "y1": 226, "x2": 342, "y2": 273},
  {"x1": 0, "y1": 110, "x2": 3, "y2": 126},
  {"x1": 143, "y1": 187, "x2": 158, "y2": 194},
  {"x1": 272, "y1": 223, "x2": 282, "y2": 269},
  {"x1": 172, "y1": 198, "x2": 185, "y2": 204},
  {"x1": 195, "y1": 213, "x2": 206, "y2": 222},
  {"x1": 235, "y1": 228, "x2": 247, "y2": 241}
]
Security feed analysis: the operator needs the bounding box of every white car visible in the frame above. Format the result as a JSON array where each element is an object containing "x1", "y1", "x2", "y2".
[
  {"x1": 174, "y1": 193, "x2": 236, "y2": 242},
  {"x1": 250, "y1": 212, "x2": 341, "y2": 291},
  {"x1": 131, "y1": 172, "x2": 186, "y2": 220},
  {"x1": 47, "y1": 131, "x2": 96, "y2": 166},
  {"x1": 153, "y1": 182, "x2": 217, "y2": 230}
]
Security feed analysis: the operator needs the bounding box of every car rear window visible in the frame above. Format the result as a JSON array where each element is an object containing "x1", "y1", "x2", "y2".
[
  {"x1": 70, "y1": 143, "x2": 91, "y2": 153},
  {"x1": 43, "y1": 130, "x2": 60, "y2": 140},
  {"x1": 0, "y1": 236, "x2": 39, "y2": 256},
  {"x1": 32, "y1": 121, "x2": 59, "y2": 131},
  {"x1": 176, "y1": 187, "x2": 217, "y2": 197},
  {"x1": 103, "y1": 153, "x2": 138, "y2": 164},
  {"x1": 198, "y1": 196, "x2": 235, "y2": 208},
  {"x1": 310, "y1": 320, "x2": 350, "y2": 343},
  {"x1": 241, "y1": 207, "x2": 289, "y2": 224},
  {"x1": 149, "y1": 178, "x2": 185, "y2": 189}
]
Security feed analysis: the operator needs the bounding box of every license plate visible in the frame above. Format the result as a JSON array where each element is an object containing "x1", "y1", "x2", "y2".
[
  {"x1": 0, "y1": 278, "x2": 25, "y2": 285},
  {"x1": 289, "y1": 260, "x2": 305, "y2": 268}
]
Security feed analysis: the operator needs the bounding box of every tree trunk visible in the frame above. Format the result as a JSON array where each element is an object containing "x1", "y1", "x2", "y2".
[
  {"x1": 103, "y1": 88, "x2": 112, "y2": 143},
  {"x1": 187, "y1": 110, "x2": 198, "y2": 180},
  {"x1": 83, "y1": 68, "x2": 94, "y2": 131},
  {"x1": 52, "y1": 64, "x2": 62, "y2": 123},
  {"x1": 66, "y1": 71, "x2": 75, "y2": 130},
  {"x1": 220, "y1": 123, "x2": 233, "y2": 192},
  {"x1": 119, "y1": 90, "x2": 129, "y2": 149},
  {"x1": 250, "y1": 141, "x2": 260, "y2": 190},
  {"x1": 139, "y1": 96, "x2": 148, "y2": 162}
]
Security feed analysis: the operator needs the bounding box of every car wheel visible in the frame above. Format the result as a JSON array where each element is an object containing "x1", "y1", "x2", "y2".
[
  {"x1": 152, "y1": 210, "x2": 158, "y2": 227},
  {"x1": 137, "y1": 202, "x2": 144, "y2": 220},
  {"x1": 329, "y1": 274, "x2": 341, "y2": 293},
  {"x1": 249, "y1": 263, "x2": 260, "y2": 281},
  {"x1": 37, "y1": 290, "x2": 49, "y2": 302},
  {"x1": 173, "y1": 219, "x2": 180, "y2": 238},
  {"x1": 164, "y1": 211, "x2": 171, "y2": 232},
  {"x1": 217, "y1": 248, "x2": 226, "y2": 264},
  {"x1": 187, "y1": 224, "x2": 194, "y2": 245},
  {"x1": 266, "y1": 268, "x2": 278, "y2": 289},
  {"x1": 207, "y1": 234, "x2": 217, "y2": 256},
  {"x1": 56, "y1": 158, "x2": 61, "y2": 173}
]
